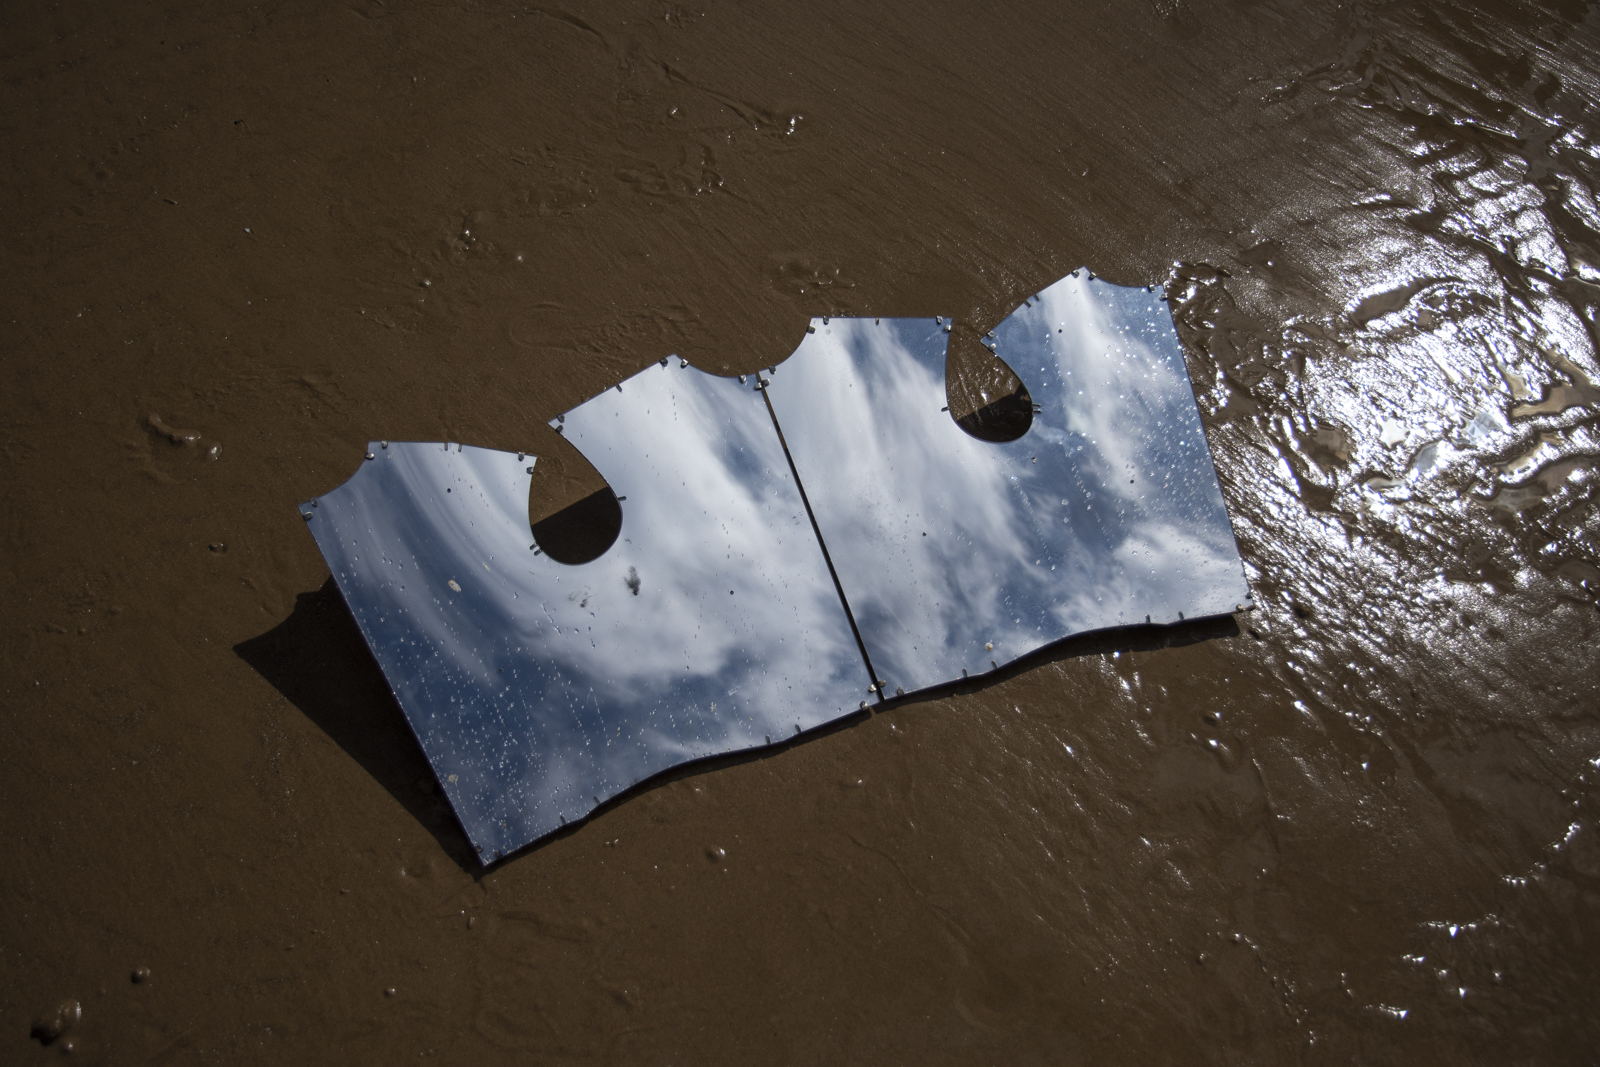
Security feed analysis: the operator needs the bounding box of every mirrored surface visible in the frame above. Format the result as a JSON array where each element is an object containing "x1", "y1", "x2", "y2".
[
  {"x1": 302, "y1": 360, "x2": 867, "y2": 862},
  {"x1": 764, "y1": 274, "x2": 1250, "y2": 695},
  {"x1": 303, "y1": 275, "x2": 1247, "y2": 856}
]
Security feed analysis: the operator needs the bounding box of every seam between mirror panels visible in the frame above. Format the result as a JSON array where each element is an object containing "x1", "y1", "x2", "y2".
[{"x1": 756, "y1": 381, "x2": 885, "y2": 706}]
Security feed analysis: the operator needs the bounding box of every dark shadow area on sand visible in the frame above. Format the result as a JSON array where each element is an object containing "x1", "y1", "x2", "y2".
[
  {"x1": 237, "y1": 577, "x2": 1244, "y2": 873},
  {"x1": 233, "y1": 577, "x2": 482, "y2": 871}
]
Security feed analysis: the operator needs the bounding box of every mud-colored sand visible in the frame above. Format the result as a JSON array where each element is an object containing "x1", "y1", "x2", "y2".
[{"x1": 4, "y1": 0, "x2": 1598, "y2": 1061}]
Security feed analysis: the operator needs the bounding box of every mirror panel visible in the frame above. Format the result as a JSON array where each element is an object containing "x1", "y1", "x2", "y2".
[
  {"x1": 763, "y1": 276, "x2": 1250, "y2": 695},
  {"x1": 302, "y1": 360, "x2": 867, "y2": 862}
]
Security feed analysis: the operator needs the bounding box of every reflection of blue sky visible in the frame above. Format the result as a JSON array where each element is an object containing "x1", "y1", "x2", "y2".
[
  {"x1": 304, "y1": 360, "x2": 865, "y2": 861},
  {"x1": 765, "y1": 273, "x2": 1249, "y2": 694}
]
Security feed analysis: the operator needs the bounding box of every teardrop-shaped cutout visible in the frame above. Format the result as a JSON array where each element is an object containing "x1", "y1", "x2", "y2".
[
  {"x1": 531, "y1": 488, "x2": 622, "y2": 565},
  {"x1": 945, "y1": 331, "x2": 1033, "y2": 443}
]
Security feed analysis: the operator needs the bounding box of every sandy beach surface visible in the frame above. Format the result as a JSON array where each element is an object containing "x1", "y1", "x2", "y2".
[{"x1": 4, "y1": 0, "x2": 1598, "y2": 1061}]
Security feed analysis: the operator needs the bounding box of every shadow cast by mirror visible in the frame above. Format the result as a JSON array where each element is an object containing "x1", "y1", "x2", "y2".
[
  {"x1": 234, "y1": 578, "x2": 483, "y2": 874},
  {"x1": 236, "y1": 576, "x2": 1243, "y2": 874}
]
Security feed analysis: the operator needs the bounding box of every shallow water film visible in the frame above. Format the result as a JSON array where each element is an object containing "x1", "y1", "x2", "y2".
[{"x1": 4, "y1": 0, "x2": 1598, "y2": 1062}]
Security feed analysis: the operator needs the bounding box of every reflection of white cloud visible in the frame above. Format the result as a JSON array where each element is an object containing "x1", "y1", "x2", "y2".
[
  {"x1": 305, "y1": 363, "x2": 866, "y2": 861},
  {"x1": 553, "y1": 365, "x2": 864, "y2": 706},
  {"x1": 767, "y1": 273, "x2": 1248, "y2": 694},
  {"x1": 1036, "y1": 280, "x2": 1204, "y2": 505},
  {"x1": 767, "y1": 319, "x2": 1038, "y2": 685}
]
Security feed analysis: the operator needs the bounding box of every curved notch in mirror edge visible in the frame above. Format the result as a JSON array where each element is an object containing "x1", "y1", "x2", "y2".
[{"x1": 531, "y1": 488, "x2": 623, "y2": 564}]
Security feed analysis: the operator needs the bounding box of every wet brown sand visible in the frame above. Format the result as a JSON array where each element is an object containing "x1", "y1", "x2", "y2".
[{"x1": 5, "y1": 0, "x2": 1599, "y2": 1061}]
